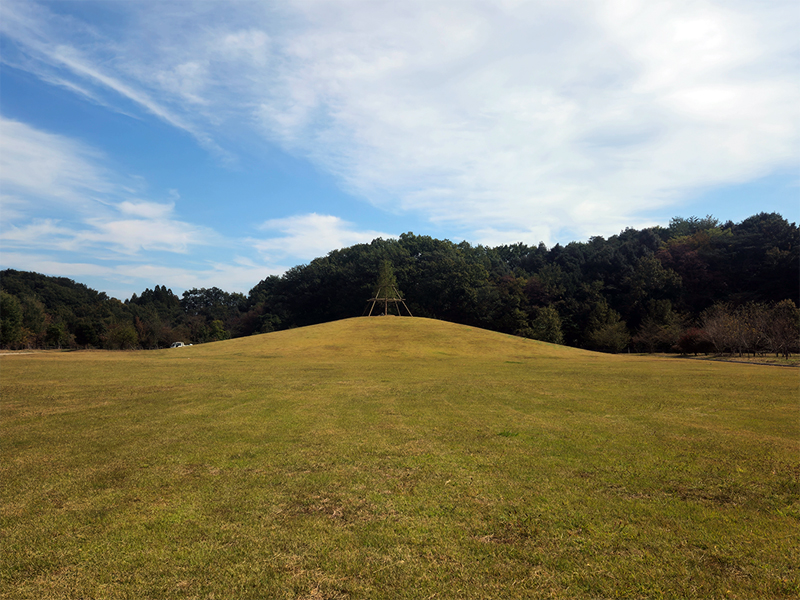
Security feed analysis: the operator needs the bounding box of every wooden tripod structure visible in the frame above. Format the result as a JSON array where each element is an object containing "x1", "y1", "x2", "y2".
[{"x1": 364, "y1": 284, "x2": 413, "y2": 317}]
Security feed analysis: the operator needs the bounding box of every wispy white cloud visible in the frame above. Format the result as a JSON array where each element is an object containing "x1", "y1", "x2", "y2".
[
  {"x1": 118, "y1": 201, "x2": 176, "y2": 220},
  {"x1": 0, "y1": 117, "x2": 113, "y2": 209},
  {"x1": 80, "y1": 217, "x2": 209, "y2": 255},
  {"x1": 1, "y1": 219, "x2": 77, "y2": 252},
  {"x1": 0, "y1": 116, "x2": 283, "y2": 296},
  {"x1": 0, "y1": 0, "x2": 234, "y2": 160},
  {"x1": 0, "y1": 117, "x2": 214, "y2": 256},
  {"x1": 0, "y1": 194, "x2": 27, "y2": 221},
  {"x1": 2, "y1": 0, "x2": 798, "y2": 250},
  {"x1": 253, "y1": 213, "x2": 393, "y2": 261},
  {"x1": 1, "y1": 202, "x2": 211, "y2": 257}
]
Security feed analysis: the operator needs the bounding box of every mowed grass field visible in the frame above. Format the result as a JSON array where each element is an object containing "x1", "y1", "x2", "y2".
[{"x1": 1, "y1": 317, "x2": 798, "y2": 599}]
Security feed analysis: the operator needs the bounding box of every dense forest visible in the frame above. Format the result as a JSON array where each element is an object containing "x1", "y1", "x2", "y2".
[{"x1": 1, "y1": 212, "x2": 798, "y2": 356}]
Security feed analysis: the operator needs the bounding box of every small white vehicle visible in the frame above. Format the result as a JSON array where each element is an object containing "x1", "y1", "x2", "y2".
[{"x1": 170, "y1": 342, "x2": 185, "y2": 348}]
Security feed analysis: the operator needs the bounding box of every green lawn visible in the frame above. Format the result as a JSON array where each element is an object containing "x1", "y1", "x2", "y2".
[{"x1": 2, "y1": 317, "x2": 798, "y2": 599}]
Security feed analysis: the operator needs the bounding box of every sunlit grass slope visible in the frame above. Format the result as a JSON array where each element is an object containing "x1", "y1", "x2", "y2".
[{"x1": 2, "y1": 317, "x2": 798, "y2": 599}]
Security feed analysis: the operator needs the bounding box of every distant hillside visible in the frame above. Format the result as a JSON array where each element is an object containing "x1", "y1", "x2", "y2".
[
  {"x1": 2, "y1": 212, "x2": 798, "y2": 354},
  {"x1": 0, "y1": 269, "x2": 129, "y2": 349}
]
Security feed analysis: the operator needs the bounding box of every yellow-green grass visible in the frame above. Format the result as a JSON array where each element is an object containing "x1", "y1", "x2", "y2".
[{"x1": 1, "y1": 317, "x2": 797, "y2": 599}]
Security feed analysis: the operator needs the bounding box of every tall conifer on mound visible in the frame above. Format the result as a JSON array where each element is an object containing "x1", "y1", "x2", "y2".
[{"x1": 364, "y1": 260, "x2": 412, "y2": 316}]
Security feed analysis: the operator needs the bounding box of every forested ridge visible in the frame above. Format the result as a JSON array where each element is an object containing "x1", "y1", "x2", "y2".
[{"x1": 2, "y1": 212, "x2": 798, "y2": 355}]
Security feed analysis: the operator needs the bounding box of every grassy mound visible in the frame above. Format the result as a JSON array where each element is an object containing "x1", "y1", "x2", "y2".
[
  {"x1": 190, "y1": 315, "x2": 590, "y2": 358},
  {"x1": 2, "y1": 317, "x2": 798, "y2": 599}
]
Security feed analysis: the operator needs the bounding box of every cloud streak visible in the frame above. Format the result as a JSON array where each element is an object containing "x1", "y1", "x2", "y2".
[
  {"x1": 0, "y1": 117, "x2": 213, "y2": 257},
  {"x1": 0, "y1": 118, "x2": 112, "y2": 209},
  {"x1": 0, "y1": 0, "x2": 233, "y2": 160},
  {"x1": 253, "y1": 213, "x2": 394, "y2": 261}
]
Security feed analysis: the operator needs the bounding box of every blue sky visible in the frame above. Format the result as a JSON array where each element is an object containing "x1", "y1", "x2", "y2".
[{"x1": 1, "y1": 0, "x2": 797, "y2": 300}]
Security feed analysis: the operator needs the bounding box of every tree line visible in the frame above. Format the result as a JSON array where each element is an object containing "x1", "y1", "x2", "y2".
[{"x1": 1, "y1": 212, "x2": 798, "y2": 355}]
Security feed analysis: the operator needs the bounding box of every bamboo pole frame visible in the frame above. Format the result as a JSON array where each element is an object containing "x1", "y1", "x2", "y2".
[{"x1": 363, "y1": 284, "x2": 413, "y2": 317}]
